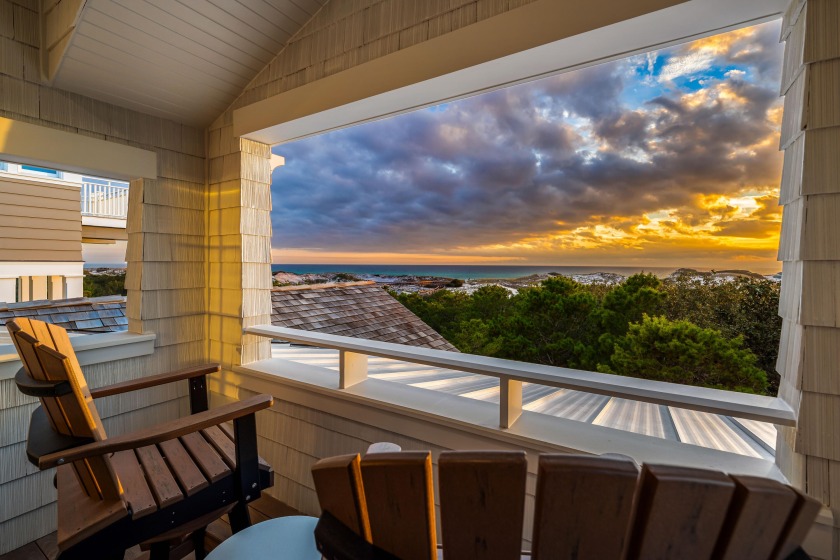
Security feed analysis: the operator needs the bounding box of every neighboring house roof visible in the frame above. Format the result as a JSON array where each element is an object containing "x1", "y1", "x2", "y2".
[
  {"x1": 0, "y1": 296, "x2": 128, "y2": 333},
  {"x1": 271, "y1": 282, "x2": 458, "y2": 352}
]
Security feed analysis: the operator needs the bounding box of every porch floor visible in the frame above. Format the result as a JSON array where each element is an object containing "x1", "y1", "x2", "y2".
[{"x1": 0, "y1": 495, "x2": 300, "y2": 560}]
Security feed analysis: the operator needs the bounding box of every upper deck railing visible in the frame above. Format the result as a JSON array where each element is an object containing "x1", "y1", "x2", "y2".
[
  {"x1": 81, "y1": 181, "x2": 129, "y2": 219},
  {"x1": 245, "y1": 325, "x2": 796, "y2": 429}
]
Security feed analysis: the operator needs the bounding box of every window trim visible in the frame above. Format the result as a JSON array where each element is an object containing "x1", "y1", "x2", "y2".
[{"x1": 19, "y1": 165, "x2": 63, "y2": 179}]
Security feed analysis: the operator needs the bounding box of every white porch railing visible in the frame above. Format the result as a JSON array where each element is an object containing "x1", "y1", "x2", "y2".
[
  {"x1": 81, "y1": 181, "x2": 129, "y2": 218},
  {"x1": 245, "y1": 325, "x2": 796, "y2": 429}
]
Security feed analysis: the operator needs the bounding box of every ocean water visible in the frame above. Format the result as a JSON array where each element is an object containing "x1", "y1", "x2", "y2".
[{"x1": 271, "y1": 264, "x2": 687, "y2": 280}]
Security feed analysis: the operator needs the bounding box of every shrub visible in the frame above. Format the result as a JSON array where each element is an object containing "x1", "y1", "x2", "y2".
[{"x1": 600, "y1": 315, "x2": 768, "y2": 394}]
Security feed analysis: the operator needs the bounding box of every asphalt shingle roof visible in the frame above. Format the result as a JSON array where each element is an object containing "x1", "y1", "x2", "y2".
[
  {"x1": 0, "y1": 296, "x2": 128, "y2": 333},
  {"x1": 271, "y1": 282, "x2": 458, "y2": 352}
]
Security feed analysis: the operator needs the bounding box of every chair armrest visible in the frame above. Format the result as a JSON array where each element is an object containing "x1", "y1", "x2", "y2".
[
  {"x1": 89, "y1": 364, "x2": 221, "y2": 399},
  {"x1": 38, "y1": 394, "x2": 273, "y2": 469}
]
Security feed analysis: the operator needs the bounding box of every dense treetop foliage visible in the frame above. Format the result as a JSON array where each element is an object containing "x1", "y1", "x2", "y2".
[
  {"x1": 83, "y1": 272, "x2": 126, "y2": 298},
  {"x1": 395, "y1": 273, "x2": 780, "y2": 395}
]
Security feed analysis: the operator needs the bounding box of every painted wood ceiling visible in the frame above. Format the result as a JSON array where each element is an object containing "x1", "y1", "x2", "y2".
[{"x1": 53, "y1": 0, "x2": 327, "y2": 126}]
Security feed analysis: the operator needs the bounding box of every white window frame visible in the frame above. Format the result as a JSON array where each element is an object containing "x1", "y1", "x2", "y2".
[{"x1": 19, "y1": 164, "x2": 63, "y2": 179}]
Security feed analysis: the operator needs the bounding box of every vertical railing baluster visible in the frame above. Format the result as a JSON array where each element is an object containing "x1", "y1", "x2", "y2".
[
  {"x1": 339, "y1": 350, "x2": 368, "y2": 389},
  {"x1": 500, "y1": 377, "x2": 523, "y2": 428}
]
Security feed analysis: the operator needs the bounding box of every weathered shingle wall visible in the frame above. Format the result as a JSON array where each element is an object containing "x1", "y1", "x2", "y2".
[
  {"x1": 0, "y1": 0, "x2": 206, "y2": 552},
  {"x1": 270, "y1": 282, "x2": 457, "y2": 351},
  {"x1": 775, "y1": 0, "x2": 840, "y2": 510},
  {"x1": 211, "y1": 0, "x2": 538, "y2": 128}
]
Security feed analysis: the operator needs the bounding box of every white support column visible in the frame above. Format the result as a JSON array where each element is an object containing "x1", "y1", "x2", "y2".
[
  {"x1": 339, "y1": 350, "x2": 368, "y2": 389},
  {"x1": 0, "y1": 278, "x2": 16, "y2": 303},
  {"x1": 64, "y1": 275, "x2": 83, "y2": 299},
  {"x1": 29, "y1": 276, "x2": 47, "y2": 301},
  {"x1": 48, "y1": 276, "x2": 63, "y2": 299},
  {"x1": 18, "y1": 277, "x2": 29, "y2": 302},
  {"x1": 500, "y1": 378, "x2": 523, "y2": 428}
]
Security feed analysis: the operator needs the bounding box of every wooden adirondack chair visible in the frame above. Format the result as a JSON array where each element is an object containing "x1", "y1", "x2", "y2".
[
  {"x1": 7, "y1": 317, "x2": 275, "y2": 560},
  {"x1": 310, "y1": 450, "x2": 821, "y2": 560}
]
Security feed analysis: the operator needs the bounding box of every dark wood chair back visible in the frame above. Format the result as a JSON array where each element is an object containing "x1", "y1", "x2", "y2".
[
  {"x1": 311, "y1": 453, "x2": 372, "y2": 543},
  {"x1": 439, "y1": 451, "x2": 527, "y2": 560},
  {"x1": 532, "y1": 454, "x2": 638, "y2": 559},
  {"x1": 312, "y1": 450, "x2": 822, "y2": 560},
  {"x1": 360, "y1": 451, "x2": 437, "y2": 560}
]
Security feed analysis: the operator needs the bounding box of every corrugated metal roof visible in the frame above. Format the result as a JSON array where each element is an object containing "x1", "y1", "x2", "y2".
[{"x1": 273, "y1": 343, "x2": 776, "y2": 460}]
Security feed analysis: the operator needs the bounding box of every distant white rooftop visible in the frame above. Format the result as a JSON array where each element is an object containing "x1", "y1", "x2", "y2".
[{"x1": 273, "y1": 343, "x2": 776, "y2": 460}]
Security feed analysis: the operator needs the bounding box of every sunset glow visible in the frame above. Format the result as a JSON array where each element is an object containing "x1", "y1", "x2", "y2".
[{"x1": 270, "y1": 21, "x2": 785, "y2": 273}]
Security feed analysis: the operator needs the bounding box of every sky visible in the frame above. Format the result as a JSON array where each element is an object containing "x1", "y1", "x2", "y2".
[{"x1": 269, "y1": 21, "x2": 786, "y2": 273}]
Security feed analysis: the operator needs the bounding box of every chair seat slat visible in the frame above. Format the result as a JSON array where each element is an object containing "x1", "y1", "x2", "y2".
[
  {"x1": 111, "y1": 450, "x2": 158, "y2": 519},
  {"x1": 136, "y1": 444, "x2": 184, "y2": 508},
  {"x1": 202, "y1": 425, "x2": 237, "y2": 469},
  {"x1": 160, "y1": 438, "x2": 210, "y2": 496},
  {"x1": 181, "y1": 432, "x2": 231, "y2": 483}
]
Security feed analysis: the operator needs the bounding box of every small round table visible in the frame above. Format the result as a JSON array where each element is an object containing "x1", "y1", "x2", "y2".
[{"x1": 205, "y1": 516, "x2": 321, "y2": 559}]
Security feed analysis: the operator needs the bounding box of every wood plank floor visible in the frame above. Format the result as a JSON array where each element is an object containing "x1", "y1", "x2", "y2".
[{"x1": 0, "y1": 496, "x2": 301, "y2": 560}]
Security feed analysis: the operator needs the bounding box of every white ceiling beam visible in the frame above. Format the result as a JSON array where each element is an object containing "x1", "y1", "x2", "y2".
[
  {"x1": 41, "y1": 0, "x2": 89, "y2": 83},
  {"x1": 0, "y1": 116, "x2": 157, "y2": 180},
  {"x1": 235, "y1": 0, "x2": 787, "y2": 145}
]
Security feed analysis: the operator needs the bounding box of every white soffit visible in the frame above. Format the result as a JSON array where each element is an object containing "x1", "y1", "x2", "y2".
[
  {"x1": 236, "y1": 0, "x2": 787, "y2": 145},
  {"x1": 52, "y1": 0, "x2": 328, "y2": 127}
]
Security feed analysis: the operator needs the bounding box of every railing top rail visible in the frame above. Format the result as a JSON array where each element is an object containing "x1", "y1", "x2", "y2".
[{"x1": 245, "y1": 324, "x2": 795, "y2": 426}]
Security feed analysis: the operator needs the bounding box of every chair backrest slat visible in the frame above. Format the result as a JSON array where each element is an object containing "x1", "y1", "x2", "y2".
[
  {"x1": 312, "y1": 453, "x2": 372, "y2": 542},
  {"x1": 438, "y1": 450, "x2": 526, "y2": 560},
  {"x1": 7, "y1": 318, "x2": 120, "y2": 500},
  {"x1": 9, "y1": 323, "x2": 71, "y2": 433},
  {"x1": 712, "y1": 475, "x2": 798, "y2": 560},
  {"x1": 313, "y1": 452, "x2": 820, "y2": 560},
  {"x1": 360, "y1": 451, "x2": 436, "y2": 560},
  {"x1": 532, "y1": 454, "x2": 639, "y2": 560},
  {"x1": 771, "y1": 489, "x2": 822, "y2": 560},
  {"x1": 627, "y1": 464, "x2": 736, "y2": 560},
  {"x1": 35, "y1": 343, "x2": 121, "y2": 499}
]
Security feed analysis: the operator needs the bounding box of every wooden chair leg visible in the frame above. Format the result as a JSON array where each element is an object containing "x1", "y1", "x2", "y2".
[
  {"x1": 229, "y1": 501, "x2": 251, "y2": 534},
  {"x1": 192, "y1": 526, "x2": 207, "y2": 560}
]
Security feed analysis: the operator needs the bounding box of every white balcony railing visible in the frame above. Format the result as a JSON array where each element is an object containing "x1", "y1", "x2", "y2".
[
  {"x1": 81, "y1": 181, "x2": 129, "y2": 219},
  {"x1": 244, "y1": 325, "x2": 796, "y2": 429}
]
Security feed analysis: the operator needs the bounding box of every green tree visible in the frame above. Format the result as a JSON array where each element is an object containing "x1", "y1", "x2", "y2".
[
  {"x1": 601, "y1": 315, "x2": 768, "y2": 394},
  {"x1": 594, "y1": 273, "x2": 664, "y2": 363},
  {"x1": 83, "y1": 272, "x2": 126, "y2": 298},
  {"x1": 660, "y1": 275, "x2": 781, "y2": 392},
  {"x1": 491, "y1": 277, "x2": 600, "y2": 368},
  {"x1": 392, "y1": 273, "x2": 779, "y2": 395},
  {"x1": 395, "y1": 290, "x2": 473, "y2": 339}
]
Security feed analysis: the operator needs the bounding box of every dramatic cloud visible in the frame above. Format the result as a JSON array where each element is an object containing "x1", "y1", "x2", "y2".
[{"x1": 271, "y1": 21, "x2": 785, "y2": 272}]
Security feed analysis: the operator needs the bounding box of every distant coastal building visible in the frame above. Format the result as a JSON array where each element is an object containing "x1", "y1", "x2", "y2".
[{"x1": 271, "y1": 281, "x2": 457, "y2": 351}]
